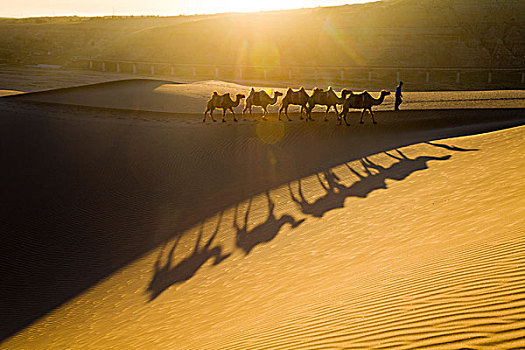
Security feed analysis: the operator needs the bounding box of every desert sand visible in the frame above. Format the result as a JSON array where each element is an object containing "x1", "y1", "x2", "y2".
[{"x1": 1, "y1": 78, "x2": 524, "y2": 349}]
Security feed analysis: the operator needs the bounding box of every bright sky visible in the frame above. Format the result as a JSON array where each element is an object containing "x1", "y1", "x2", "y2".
[{"x1": 0, "y1": 0, "x2": 375, "y2": 18}]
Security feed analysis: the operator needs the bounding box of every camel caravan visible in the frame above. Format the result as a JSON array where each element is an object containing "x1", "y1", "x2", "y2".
[{"x1": 203, "y1": 86, "x2": 391, "y2": 125}]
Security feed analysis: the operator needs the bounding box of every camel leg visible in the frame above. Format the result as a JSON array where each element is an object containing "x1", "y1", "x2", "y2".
[
  {"x1": 282, "y1": 105, "x2": 289, "y2": 121},
  {"x1": 303, "y1": 106, "x2": 309, "y2": 121},
  {"x1": 203, "y1": 109, "x2": 208, "y2": 123},
  {"x1": 299, "y1": 105, "x2": 304, "y2": 120},
  {"x1": 231, "y1": 108, "x2": 238, "y2": 122},
  {"x1": 242, "y1": 104, "x2": 248, "y2": 115},
  {"x1": 336, "y1": 106, "x2": 344, "y2": 125},
  {"x1": 334, "y1": 105, "x2": 341, "y2": 122},
  {"x1": 370, "y1": 108, "x2": 377, "y2": 124},
  {"x1": 262, "y1": 106, "x2": 268, "y2": 120},
  {"x1": 343, "y1": 109, "x2": 350, "y2": 126},
  {"x1": 360, "y1": 109, "x2": 366, "y2": 124},
  {"x1": 278, "y1": 104, "x2": 284, "y2": 120},
  {"x1": 306, "y1": 105, "x2": 314, "y2": 121},
  {"x1": 324, "y1": 106, "x2": 330, "y2": 121},
  {"x1": 279, "y1": 104, "x2": 292, "y2": 122},
  {"x1": 208, "y1": 108, "x2": 216, "y2": 122},
  {"x1": 222, "y1": 109, "x2": 226, "y2": 123}
]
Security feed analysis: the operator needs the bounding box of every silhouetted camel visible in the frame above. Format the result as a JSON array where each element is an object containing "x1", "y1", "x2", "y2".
[
  {"x1": 243, "y1": 88, "x2": 283, "y2": 119},
  {"x1": 203, "y1": 92, "x2": 246, "y2": 123},
  {"x1": 340, "y1": 90, "x2": 390, "y2": 125},
  {"x1": 289, "y1": 150, "x2": 452, "y2": 218},
  {"x1": 147, "y1": 213, "x2": 230, "y2": 300},
  {"x1": 278, "y1": 87, "x2": 311, "y2": 121},
  {"x1": 307, "y1": 87, "x2": 352, "y2": 121},
  {"x1": 234, "y1": 192, "x2": 305, "y2": 256}
]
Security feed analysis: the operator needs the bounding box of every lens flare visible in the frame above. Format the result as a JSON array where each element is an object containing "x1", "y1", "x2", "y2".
[{"x1": 256, "y1": 120, "x2": 285, "y2": 145}]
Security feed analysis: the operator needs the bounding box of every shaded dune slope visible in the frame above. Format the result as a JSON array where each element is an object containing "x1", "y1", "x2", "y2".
[{"x1": 4, "y1": 123, "x2": 525, "y2": 349}]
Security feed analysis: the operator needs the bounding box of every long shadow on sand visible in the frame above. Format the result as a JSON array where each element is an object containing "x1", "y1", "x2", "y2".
[
  {"x1": 148, "y1": 144, "x2": 476, "y2": 299},
  {"x1": 289, "y1": 150, "x2": 453, "y2": 218}
]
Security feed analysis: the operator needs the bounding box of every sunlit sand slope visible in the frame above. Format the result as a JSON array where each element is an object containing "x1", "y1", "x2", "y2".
[
  {"x1": 4, "y1": 122, "x2": 524, "y2": 349},
  {"x1": 8, "y1": 79, "x2": 525, "y2": 113}
]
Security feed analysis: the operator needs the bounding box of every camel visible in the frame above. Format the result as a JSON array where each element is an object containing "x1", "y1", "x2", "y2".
[
  {"x1": 339, "y1": 90, "x2": 390, "y2": 125},
  {"x1": 278, "y1": 87, "x2": 311, "y2": 121},
  {"x1": 242, "y1": 88, "x2": 283, "y2": 119},
  {"x1": 307, "y1": 87, "x2": 352, "y2": 121},
  {"x1": 203, "y1": 91, "x2": 246, "y2": 123}
]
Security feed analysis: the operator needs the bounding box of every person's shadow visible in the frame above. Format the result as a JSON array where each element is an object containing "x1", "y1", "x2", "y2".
[
  {"x1": 425, "y1": 141, "x2": 479, "y2": 152},
  {"x1": 147, "y1": 212, "x2": 230, "y2": 301},
  {"x1": 234, "y1": 191, "x2": 305, "y2": 256},
  {"x1": 289, "y1": 149, "x2": 454, "y2": 219}
]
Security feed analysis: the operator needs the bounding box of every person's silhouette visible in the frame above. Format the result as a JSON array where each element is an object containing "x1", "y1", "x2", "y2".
[{"x1": 395, "y1": 81, "x2": 403, "y2": 111}]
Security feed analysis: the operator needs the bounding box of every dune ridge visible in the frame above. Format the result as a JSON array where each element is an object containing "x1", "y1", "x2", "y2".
[{"x1": 6, "y1": 79, "x2": 525, "y2": 114}]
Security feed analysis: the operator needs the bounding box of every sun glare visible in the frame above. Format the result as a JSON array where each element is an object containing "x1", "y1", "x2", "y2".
[
  {"x1": 184, "y1": 0, "x2": 373, "y2": 15},
  {"x1": 195, "y1": 0, "x2": 315, "y2": 14},
  {"x1": 0, "y1": 0, "x2": 374, "y2": 18}
]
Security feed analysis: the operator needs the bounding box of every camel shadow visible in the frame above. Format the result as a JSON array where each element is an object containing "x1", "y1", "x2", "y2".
[
  {"x1": 147, "y1": 212, "x2": 230, "y2": 301},
  {"x1": 234, "y1": 191, "x2": 305, "y2": 256},
  {"x1": 289, "y1": 149, "x2": 457, "y2": 219}
]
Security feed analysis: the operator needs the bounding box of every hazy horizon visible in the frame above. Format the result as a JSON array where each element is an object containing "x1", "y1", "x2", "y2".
[{"x1": 0, "y1": 0, "x2": 375, "y2": 18}]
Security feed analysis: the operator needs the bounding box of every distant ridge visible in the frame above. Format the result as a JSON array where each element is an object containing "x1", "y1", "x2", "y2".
[{"x1": 0, "y1": 0, "x2": 523, "y2": 69}]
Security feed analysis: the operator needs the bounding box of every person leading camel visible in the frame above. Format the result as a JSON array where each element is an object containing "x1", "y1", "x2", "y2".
[{"x1": 395, "y1": 81, "x2": 403, "y2": 111}]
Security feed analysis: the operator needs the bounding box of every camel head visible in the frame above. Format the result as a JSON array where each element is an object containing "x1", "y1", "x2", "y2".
[
  {"x1": 274, "y1": 91, "x2": 284, "y2": 97},
  {"x1": 341, "y1": 89, "x2": 352, "y2": 98},
  {"x1": 380, "y1": 90, "x2": 391, "y2": 97},
  {"x1": 235, "y1": 93, "x2": 246, "y2": 103}
]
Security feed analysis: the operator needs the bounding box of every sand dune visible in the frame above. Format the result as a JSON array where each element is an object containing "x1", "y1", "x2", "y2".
[
  {"x1": 1, "y1": 80, "x2": 524, "y2": 348},
  {"x1": 0, "y1": 89, "x2": 24, "y2": 97},
  {"x1": 8, "y1": 79, "x2": 525, "y2": 114}
]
